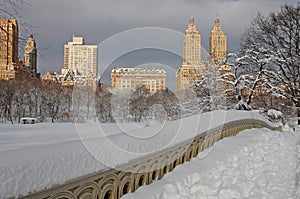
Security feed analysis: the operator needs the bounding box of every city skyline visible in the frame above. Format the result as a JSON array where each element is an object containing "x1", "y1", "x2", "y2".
[{"x1": 19, "y1": 0, "x2": 298, "y2": 77}]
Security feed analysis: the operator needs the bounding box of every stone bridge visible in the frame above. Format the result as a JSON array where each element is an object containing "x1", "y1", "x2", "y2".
[{"x1": 21, "y1": 119, "x2": 281, "y2": 199}]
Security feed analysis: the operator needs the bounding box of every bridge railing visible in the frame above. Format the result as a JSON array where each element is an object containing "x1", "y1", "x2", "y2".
[{"x1": 20, "y1": 118, "x2": 281, "y2": 199}]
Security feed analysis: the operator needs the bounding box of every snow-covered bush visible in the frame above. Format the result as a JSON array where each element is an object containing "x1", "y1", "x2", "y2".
[{"x1": 267, "y1": 109, "x2": 282, "y2": 119}]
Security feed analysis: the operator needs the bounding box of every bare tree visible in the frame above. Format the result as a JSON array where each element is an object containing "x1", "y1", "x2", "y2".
[
  {"x1": 0, "y1": 80, "x2": 15, "y2": 123},
  {"x1": 223, "y1": 47, "x2": 277, "y2": 110},
  {"x1": 96, "y1": 86, "x2": 113, "y2": 123},
  {"x1": 129, "y1": 85, "x2": 152, "y2": 122},
  {"x1": 151, "y1": 89, "x2": 180, "y2": 120},
  {"x1": 242, "y1": 3, "x2": 300, "y2": 123}
]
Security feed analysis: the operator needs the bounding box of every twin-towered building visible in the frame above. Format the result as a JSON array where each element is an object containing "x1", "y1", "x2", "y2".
[{"x1": 176, "y1": 16, "x2": 227, "y2": 94}]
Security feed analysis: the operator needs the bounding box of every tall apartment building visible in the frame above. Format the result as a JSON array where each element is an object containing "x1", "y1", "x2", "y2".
[
  {"x1": 0, "y1": 19, "x2": 19, "y2": 80},
  {"x1": 176, "y1": 17, "x2": 202, "y2": 93},
  {"x1": 176, "y1": 65, "x2": 202, "y2": 93},
  {"x1": 111, "y1": 68, "x2": 166, "y2": 93},
  {"x1": 209, "y1": 17, "x2": 227, "y2": 63},
  {"x1": 24, "y1": 35, "x2": 39, "y2": 78},
  {"x1": 183, "y1": 17, "x2": 201, "y2": 66},
  {"x1": 62, "y1": 35, "x2": 97, "y2": 81}
]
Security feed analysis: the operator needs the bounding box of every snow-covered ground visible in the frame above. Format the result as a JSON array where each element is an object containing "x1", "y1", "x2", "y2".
[
  {"x1": 0, "y1": 110, "x2": 277, "y2": 198},
  {"x1": 123, "y1": 127, "x2": 300, "y2": 199}
]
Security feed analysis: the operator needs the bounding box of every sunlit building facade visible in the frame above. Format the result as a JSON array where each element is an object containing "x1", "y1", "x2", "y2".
[
  {"x1": 209, "y1": 17, "x2": 227, "y2": 63},
  {"x1": 62, "y1": 35, "x2": 97, "y2": 79},
  {"x1": 0, "y1": 19, "x2": 19, "y2": 80},
  {"x1": 176, "y1": 17, "x2": 203, "y2": 93},
  {"x1": 111, "y1": 68, "x2": 166, "y2": 93}
]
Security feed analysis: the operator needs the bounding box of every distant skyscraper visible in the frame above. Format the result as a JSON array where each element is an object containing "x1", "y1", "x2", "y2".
[
  {"x1": 24, "y1": 35, "x2": 38, "y2": 78},
  {"x1": 0, "y1": 19, "x2": 19, "y2": 80},
  {"x1": 176, "y1": 17, "x2": 202, "y2": 94},
  {"x1": 183, "y1": 17, "x2": 201, "y2": 66},
  {"x1": 209, "y1": 17, "x2": 227, "y2": 63},
  {"x1": 62, "y1": 35, "x2": 97, "y2": 80}
]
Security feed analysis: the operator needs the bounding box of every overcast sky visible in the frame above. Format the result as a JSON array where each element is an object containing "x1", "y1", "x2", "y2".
[{"x1": 19, "y1": 0, "x2": 298, "y2": 87}]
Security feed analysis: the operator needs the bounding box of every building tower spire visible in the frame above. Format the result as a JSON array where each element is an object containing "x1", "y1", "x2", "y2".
[
  {"x1": 189, "y1": 17, "x2": 194, "y2": 26},
  {"x1": 214, "y1": 16, "x2": 220, "y2": 27}
]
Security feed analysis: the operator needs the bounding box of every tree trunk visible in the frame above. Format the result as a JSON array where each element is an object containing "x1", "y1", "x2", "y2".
[{"x1": 297, "y1": 101, "x2": 300, "y2": 125}]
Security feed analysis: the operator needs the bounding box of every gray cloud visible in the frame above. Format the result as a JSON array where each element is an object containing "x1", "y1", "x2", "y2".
[{"x1": 19, "y1": 0, "x2": 298, "y2": 82}]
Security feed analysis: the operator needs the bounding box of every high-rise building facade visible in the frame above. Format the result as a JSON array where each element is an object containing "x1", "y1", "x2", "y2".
[
  {"x1": 209, "y1": 17, "x2": 227, "y2": 63},
  {"x1": 183, "y1": 17, "x2": 201, "y2": 66},
  {"x1": 0, "y1": 19, "x2": 19, "y2": 80},
  {"x1": 62, "y1": 35, "x2": 97, "y2": 80},
  {"x1": 24, "y1": 35, "x2": 38, "y2": 78},
  {"x1": 111, "y1": 68, "x2": 166, "y2": 93},
  {"x1": 176, "y1": 17, "x2": 202, "y2": 94},
  {"x1": 176, "y1": 65, "x2": 201, "y2": 93}
]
